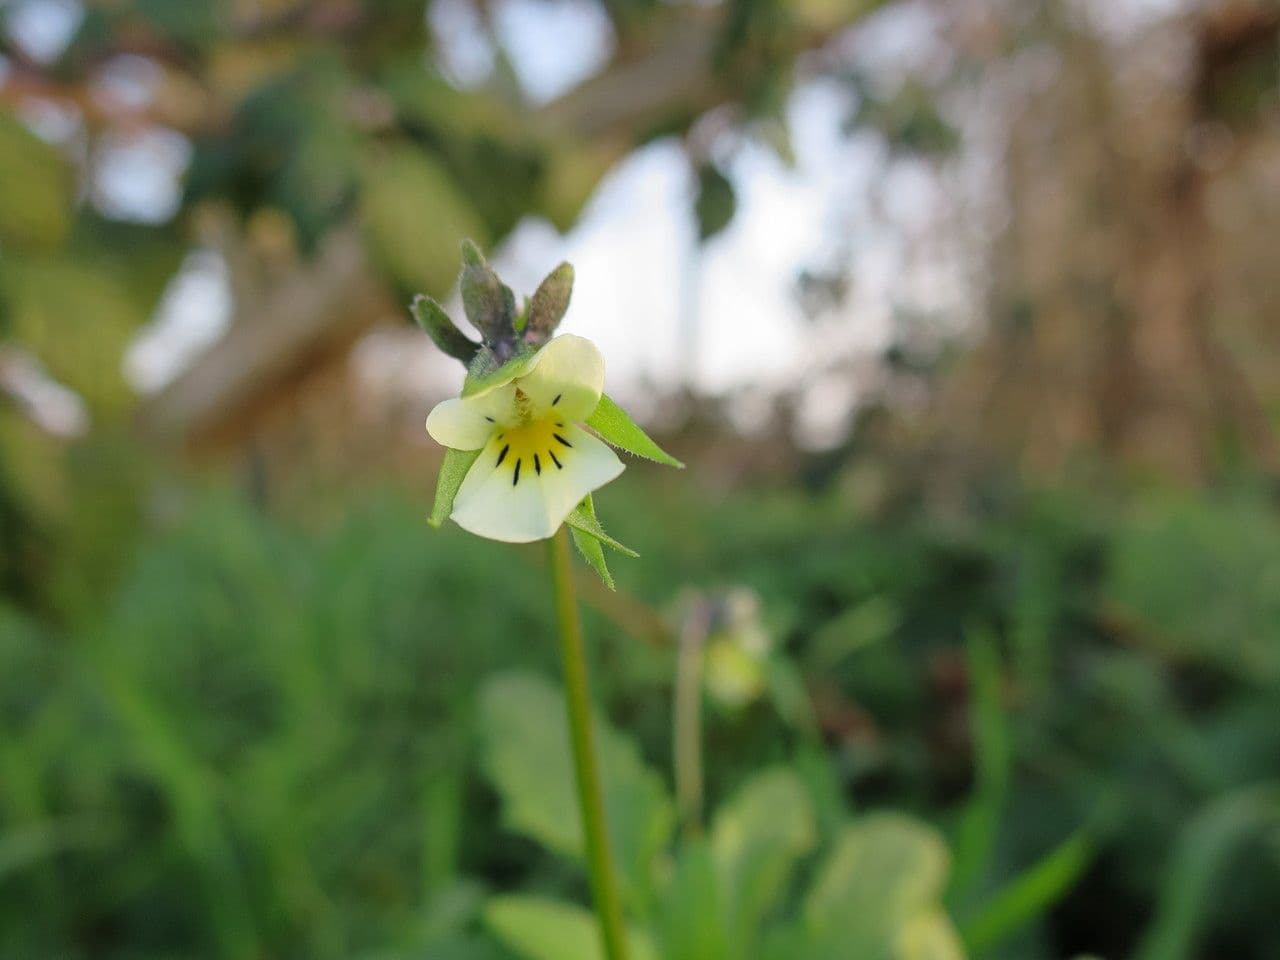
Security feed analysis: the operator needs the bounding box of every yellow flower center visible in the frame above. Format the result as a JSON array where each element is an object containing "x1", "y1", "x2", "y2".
[{"x1": 491, "y1": 414, "x2": 573, "y2": 486}]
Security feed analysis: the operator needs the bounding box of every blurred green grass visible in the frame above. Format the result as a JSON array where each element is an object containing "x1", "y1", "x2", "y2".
[{"x1": 2, "y1": 475, "x2": 1280, "y2": 958}]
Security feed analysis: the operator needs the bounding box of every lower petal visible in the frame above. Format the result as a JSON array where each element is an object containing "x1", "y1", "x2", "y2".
[{"x1": 451, "y1": 424, "x2": 624, "y2": 543}]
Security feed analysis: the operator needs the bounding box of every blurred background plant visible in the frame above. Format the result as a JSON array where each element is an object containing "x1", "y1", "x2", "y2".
[{"x1": 3, "y1": 0, "x2": 1280, "y2": 958}]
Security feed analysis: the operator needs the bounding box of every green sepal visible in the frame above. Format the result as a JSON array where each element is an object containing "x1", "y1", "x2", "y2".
[
  {"x1": 459, "y1": 240, "x2": 516, "y2": 345},
  {"x1": 587, "y1": 394, "x2": 684, "y2": 468},
  {"x1": 525, "y1": 262, "x2": 573, "y2": 345},
  {"x1": 411, "y1": 294, "x2": 479, "y2": 364},
  {"x1": 567, "y1": 495, "x2": 616, "y2": 591},
  {"x1": 566, "y1": 497, "x2": 639, "y2": 558},
  {"x1": 429, "y1": 447, "x2": 481, "y2": 527},
  {"x1": 462, "y1": 344, "x2": 539, "y2": 398}
]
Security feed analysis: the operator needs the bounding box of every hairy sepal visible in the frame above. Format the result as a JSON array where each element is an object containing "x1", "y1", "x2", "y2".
[
  {"x1": 462, "y1": 344, "x2": 538, "y2": 398},
  {"x1": 567, "y1": 495, "x2": 619, "y2": 590},
  {"x1": 459, "y1": 240, "x2": 517, "y2": 346},
  {"x1": 524, "y1": 262, "x2": 573, "y2": 346},
  {"x1": 566, "y1": 496, "x2": 639, "y2": 558},
  {"x1": 430, "y1": 447, "x2": 482, "y2": 527},
  {"x1": 411, "y1": 294, "x2": 479, "y2": 364}
]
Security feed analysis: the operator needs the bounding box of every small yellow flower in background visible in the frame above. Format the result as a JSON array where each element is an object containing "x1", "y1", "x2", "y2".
[
  {"x1": 413, "y1": 241, "x2": 681, "y2": 586},
  {"x1": 426, "y1": 334, "x2": 622, "y2": 543}
]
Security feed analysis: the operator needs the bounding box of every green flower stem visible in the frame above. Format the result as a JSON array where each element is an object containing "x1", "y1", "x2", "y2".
[{"x1": 546, "y1": 526, "x2": 630, "y2": 960}]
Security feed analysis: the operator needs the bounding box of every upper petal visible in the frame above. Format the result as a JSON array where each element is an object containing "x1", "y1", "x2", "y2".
[
  {"x1": 451, "y1": 423, "x2": 624, "y2": 543},
  {"x1": 515, "y1": 334, "x2": 605, "y2": 422},
  {"x1": 425, "y1": 385, "x2": 518, "y2": 450}
]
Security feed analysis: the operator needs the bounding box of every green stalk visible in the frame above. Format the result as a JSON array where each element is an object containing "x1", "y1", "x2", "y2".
[
  {"x1": 673, "y1": 598, "x2": 708, "y2": 837},
  {"x1": 546, "y1": 527, "x2": 630, "y2": 960}
]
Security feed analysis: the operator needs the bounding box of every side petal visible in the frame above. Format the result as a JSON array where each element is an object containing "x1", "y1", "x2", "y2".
[
  {"x1": 516, "y1": 334, "x2": 605, "y2": 422},
  {"x1": 451, "y1": 425, "x2": 624, "y2": 543},
  {"x1": 425, "y1": 386, "x2": 518, "y2": 450}
]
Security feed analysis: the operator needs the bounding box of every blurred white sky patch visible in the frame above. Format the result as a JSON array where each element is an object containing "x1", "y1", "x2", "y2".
[
  {"x1": 2, "y1": 0, "x2": 82, "y2": 64},
  {"x1": 125, "y1": 250, "x2": 231, "y2": 395},
  {"x1": 92, "y1": 128, "x2": 192, "y2": 223},
  {"x1": 1074, "y1": 0, "x2": 1195, "y2": 40},
  {"x1": 428, "y1": 0, "x2": 496, "y2": 87},
  {"x1": 485, "y1": 77, "x2": 905, "y2": 416},
  {"x1": 430, "y1": 0, "x2": 614, "y2": 102},
  {"x1": 0, "y1": 348, "x2": 89, "y2": 437},
  {"x1": 92, "y1": 54, "x2": 164, "y2": 111},
  {"x1": 493, "y1": 0, "x2": 614, "y2": 103}
]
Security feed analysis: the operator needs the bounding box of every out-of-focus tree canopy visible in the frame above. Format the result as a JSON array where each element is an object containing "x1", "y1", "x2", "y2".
[{"x1": 0, "y1": 0, "x2": 871, "y2": 440}]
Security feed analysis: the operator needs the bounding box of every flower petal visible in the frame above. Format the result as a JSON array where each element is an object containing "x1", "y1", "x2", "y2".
[
  {"x1": 451, "y1": 424, "x2": 624, "y2": 543},
  {"x1": 516, "y1": 334, "x2": 605, "y2": 421},
  {"x1": 425, "y1": 385, "x2": 519, "y2": 450}
]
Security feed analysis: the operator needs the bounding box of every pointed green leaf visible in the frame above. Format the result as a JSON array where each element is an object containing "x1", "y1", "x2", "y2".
[
  {"x1": 568, "y1": 496, "x2": 615, "y2": 589},
  {"x1": 587, "y1": 394, "x2": 684, "y2": 468},
  {"x1": 429, "y1": 447, "x2": 481, "y2": 527},
  {"x1": 525, "y1": 262, "x2": 573, "y2": 344},
  {"x1": 960, "y1": 828, "x2": 1093, "y2": 954},
  {"x1": 411, "y1": 294, "x2": 480, "y2": 363},
  {"x1": 459, "y1": 241, "x2": 516, "y2": 345},
  {"x1": 568, "y1": 494, "x2": 622, "y2": 590},
  {"x1": 566, "y1": 497, "x2": 639, "y2": 558},
  {"x1": 571, "y1": 526, "x2": 615, "y2": 591}
]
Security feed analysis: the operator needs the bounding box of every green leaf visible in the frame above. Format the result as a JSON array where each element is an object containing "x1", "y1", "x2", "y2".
[
  {"x1": 587, "y1": 394, "x2": 684, "y2": 468},
  {"x1": 412, "y1": 295, "x2": 479, "y2": 364},
  {"x1": 949, "y1": 626, "x2": 1010, "y2": 900},
  {"x1": 1135, "y1": 784, "x2": 1280, "y2": 960},
  {"x1": 658, "y1": 841, "x2": 729, "y2": 960},
  {"x1": 525, "y1": 262, "x2": 574, "y2": 344},
  {"x1": 566, "y1": 498, "x2": 639, "y2": 559},
  {"x1": 477, "y1": 672, "x2": 675, "y2": 906},
  {"x1": 695, "y1": 164, "x2": 736, "y2": 242},
  {"x1": 710, "y1": 768, "x2": 816, "y2": 954},
  {"x1": 6, "y1": 258, "x2": 147, "y2": 417},
  {"x1": 898, "y1": 910, "x2": 967, "y2": 960},
  {"x1": 0, "y1": 114, "x2": 73, "y2": 252},
  {"x1": 803, "y1": 814, "x2": 962, "y2": 959},
  {"x1": 961, "y1": 829, "x2": 1093, "y2": 954},
  {"x1": 429, "y1": 448, "x2": 482, "y2": 527},
  {"x1": 362, "y1": 146, "x2": 486, "y2": 297},
  {"x1": 459, "y1": 241, "x2": 516, "y2": 345},
  {"x1": 571, "y1": 527, "x2": 614, "y2": 591},
  {"x1": 485, "y1": 895, "x2": 658, "y2": 960}
]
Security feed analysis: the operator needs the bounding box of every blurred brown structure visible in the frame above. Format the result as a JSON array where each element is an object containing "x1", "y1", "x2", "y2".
[{"x1": 943, "y1": 0, "x2": 1280, "y2": 482}]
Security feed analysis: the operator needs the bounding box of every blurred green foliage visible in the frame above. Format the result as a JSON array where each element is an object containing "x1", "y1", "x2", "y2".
[{"x1": 2, "y1": 473, "x2": 1278, "y2": 958}]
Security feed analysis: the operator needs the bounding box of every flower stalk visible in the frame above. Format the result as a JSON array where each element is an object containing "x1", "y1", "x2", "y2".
[
  {"x1": 674, "y1": 597, "x2": 710, "y2": 837},
  {"x1": 546, "y1": 526, "x2": 630, "y2": 960}
]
